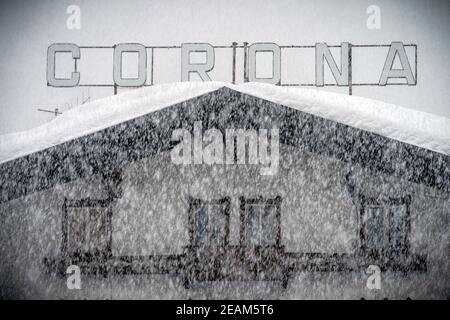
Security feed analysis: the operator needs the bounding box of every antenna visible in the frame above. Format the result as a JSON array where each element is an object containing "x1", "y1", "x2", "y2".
[
  {"x1": 36, "y1": 107, "x2": 62, "y2": 117},
  {"x1": 35, "y1": 88, "x2": 91, "y2": 119}
]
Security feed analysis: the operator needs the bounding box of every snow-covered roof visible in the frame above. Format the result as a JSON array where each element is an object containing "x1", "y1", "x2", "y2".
[{"x1": 1, "y1": 81, "x2": 449, "y2": 164}]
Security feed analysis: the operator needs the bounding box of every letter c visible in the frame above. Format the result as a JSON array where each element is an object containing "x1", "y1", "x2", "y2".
[{"x1": 47, "y1": 43, "x2": 80, "y2": 87}]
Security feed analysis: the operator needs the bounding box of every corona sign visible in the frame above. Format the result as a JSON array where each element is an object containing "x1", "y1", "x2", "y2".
[{"x1": 47, "y1": 42, "x2": 417, "y2": 95}]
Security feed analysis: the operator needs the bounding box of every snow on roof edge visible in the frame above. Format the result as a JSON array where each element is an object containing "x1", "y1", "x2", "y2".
[
  {"x1": 234, "y1": 82, "x2": 450, "y2": 157},
  {"x1": 0, "y1": 82, "x2": 225, "y2": 164},
  {"x1": 1, "y1": 81, "x2": 449, "y2": 165}
]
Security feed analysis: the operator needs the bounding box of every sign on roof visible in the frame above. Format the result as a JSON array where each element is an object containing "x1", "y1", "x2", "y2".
[{"x1": 47, "y1": 42, "x2": 417, "y2": 95}]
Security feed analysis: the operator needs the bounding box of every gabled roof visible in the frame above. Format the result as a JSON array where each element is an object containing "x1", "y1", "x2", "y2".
[
  {"x1": 1, "y1": 82, "x2": 449, "y2": 164},
  {"x1": 0, "y1": 83, "x2": 449, "y2": 203}
]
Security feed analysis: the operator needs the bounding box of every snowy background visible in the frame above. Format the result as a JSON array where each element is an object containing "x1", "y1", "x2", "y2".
[{"x1": 0, "y1": 0, "x2": 449, "y2": 135}]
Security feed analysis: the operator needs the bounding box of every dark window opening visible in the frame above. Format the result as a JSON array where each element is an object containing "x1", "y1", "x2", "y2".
[
  {"x1": 360, "y1": 196, "x2": 410, "y2": 255},
  {"x1": 365, "y1": 206, "x2": 385, "y2": 250},
  {"x1": 188, "y1": 197, "x2": 230, "y2": 248},
  {"x1": 62, "y1": 198, "x2": 113, "y2": 259},
  {"x1": 240, "y1": 196, "x2": 282, "y2": 247}
]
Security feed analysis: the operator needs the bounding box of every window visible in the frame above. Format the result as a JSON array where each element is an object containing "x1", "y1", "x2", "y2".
[
  {"x1": 360, "y1": 196, "x2": 410, "y2": 254},
  {"x1": 188, "y1": 197, "x2": 230, "y2": 248},
  {"x1": 62, "y1": 198, "x2": 112, "y2": 258},
  {"x1": 365, "y1": 206, "x2": 385, "y2": 250},
  {"x1": 389, "y1": 205, "x2": 408, "y2": 250},
  {"x1": 240, "y1": 196, "x2": 281, "y2": 247}
]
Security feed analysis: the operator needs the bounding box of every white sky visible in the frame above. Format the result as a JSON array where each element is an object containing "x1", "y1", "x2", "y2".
[{"x1": 0, "y1": 0, "x2": 449, "y2": 135}]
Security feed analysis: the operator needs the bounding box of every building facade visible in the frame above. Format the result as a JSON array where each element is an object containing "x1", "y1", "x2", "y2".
[{"x1": 0, "y1": 86, "x2": 448, "y2": 299}]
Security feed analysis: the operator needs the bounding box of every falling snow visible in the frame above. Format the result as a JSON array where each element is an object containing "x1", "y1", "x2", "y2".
[{"x1": 0, "y1": 83, "x2": 448, "y2": 299}]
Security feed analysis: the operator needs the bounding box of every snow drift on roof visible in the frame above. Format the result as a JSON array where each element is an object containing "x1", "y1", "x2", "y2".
[{"x1": 0, "y1": 81, "x2": 449, "y2": 164}]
